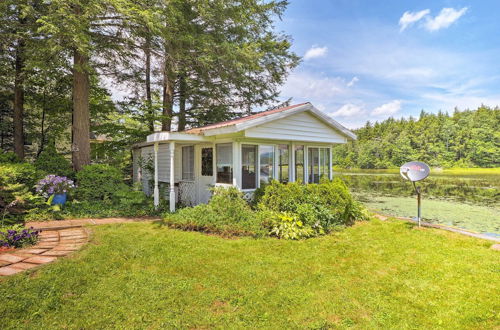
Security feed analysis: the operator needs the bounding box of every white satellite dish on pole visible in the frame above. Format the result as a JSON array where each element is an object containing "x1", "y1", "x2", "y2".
[{"x1": 400, "y1": 161, "x2": 430, "y2": 227}]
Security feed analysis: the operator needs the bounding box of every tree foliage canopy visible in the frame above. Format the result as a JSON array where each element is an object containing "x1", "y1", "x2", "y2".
[{"x1": 333, "y1": 106, "x2": 500, "y2": 169}]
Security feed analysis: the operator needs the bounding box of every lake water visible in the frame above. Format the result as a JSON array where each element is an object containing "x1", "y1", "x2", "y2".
[{"x1": 335, "y1": 169, "x2": 500, "y2": 234}]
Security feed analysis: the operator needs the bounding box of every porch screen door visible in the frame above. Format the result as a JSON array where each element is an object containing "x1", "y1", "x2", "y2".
[{"x1": 198, "y1": 145, "x2": 214, "y2": 204}]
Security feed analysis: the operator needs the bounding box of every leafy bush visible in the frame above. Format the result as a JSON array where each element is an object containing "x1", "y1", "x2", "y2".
[
  {"x1": 0, "y1": 224, "x2": 40, "y2": 248},
  {"x1": 0, "y1": 163, "x2": 45, "y2": 224},
  {"x1": 24, "y1": 198, "x2": 157, "y2": 222},
  {"x1": 34, "y1": 145, "x2": 74, "y2": 178},
  {"x1": 0, "y1": 150, "x2": 20, "y2": 163},
  {"x1": 75, "y1": 164, "x2": 125, "y2": 201},
  {"x1": 257, "y1": 178, "x2": 369, "y2": 237},
  {"x1": 164, "y1": 186, "x2": 265, "y2": 237},
  {"x1": 266, "y1": 211, "x2": 315, "y2": 240}
]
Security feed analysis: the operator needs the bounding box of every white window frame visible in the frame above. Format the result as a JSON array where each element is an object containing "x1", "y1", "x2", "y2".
[
  {"x1": 305, "y1": 146, "x2": 331, "y2": 183},
  {"x1": 215, "y1": 143, "x2": 233, "y2": 185},
  {"x1": 241, "y1": 144, "x2": 258, "y2": 190},
  {"x1": 239, "y1": 142, "x2": 291, "y2": 191}
]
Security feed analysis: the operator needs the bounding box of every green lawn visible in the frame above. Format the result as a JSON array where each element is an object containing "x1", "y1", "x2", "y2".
[{"x1": 1, "y1": 221, "x2": 499, "y2": 329}]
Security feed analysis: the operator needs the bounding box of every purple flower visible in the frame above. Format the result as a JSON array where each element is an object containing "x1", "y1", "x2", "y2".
[{"x1": 35, "y1": 175, "x2": 75, "y2": 198}]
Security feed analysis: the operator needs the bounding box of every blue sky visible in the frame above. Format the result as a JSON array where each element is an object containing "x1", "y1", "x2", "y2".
[{"x1": 276, "y1": 0, "x2": 500, "y2": 128}]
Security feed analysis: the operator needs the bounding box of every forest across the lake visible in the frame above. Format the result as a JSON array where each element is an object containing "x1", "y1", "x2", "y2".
[{"x1": 332, "y1": 106, "x2": 499, "y2": 169}]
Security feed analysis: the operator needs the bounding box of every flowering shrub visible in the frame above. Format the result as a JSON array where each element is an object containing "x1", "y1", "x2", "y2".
[
  {"x1": 36, "y1": 175, "x2": 76, "y2": 198},
  {"x1": 0, "y1": 224, "x2": 40, "y2": 248}
]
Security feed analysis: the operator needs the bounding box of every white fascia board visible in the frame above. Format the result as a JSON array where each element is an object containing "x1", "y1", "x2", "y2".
[
  {"x1": 201, "y1": 125, "x2": 239, "y2": 136},
  {"x1": 146, "y1": 132, "x2": 210, "y2": 143},
  {"x1": 243, "y1": 131, "x2": 347, "y2": 144}
]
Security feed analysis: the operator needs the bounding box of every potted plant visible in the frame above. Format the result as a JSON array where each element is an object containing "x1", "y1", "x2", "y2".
[{"x1": 35, "y1": 175, "x2": 76, "y2": 205}]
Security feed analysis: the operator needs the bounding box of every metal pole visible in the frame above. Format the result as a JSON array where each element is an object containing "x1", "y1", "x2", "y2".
[
  {"x1": 417, "y1": 186, "x2": 421, "y2": 227},
  {"x1": 412, "y1": 182, "x2": 421, "y2": 227}
]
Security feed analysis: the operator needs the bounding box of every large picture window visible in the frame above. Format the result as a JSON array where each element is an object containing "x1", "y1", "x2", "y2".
[
  {"x1": 182, "y1": 146, "x2": 194, "y2": 180},
  {"x1": 308, "y1": 147, "x2": 330, "y2": 183},
  {"x1": 278, "y1": 144, "x2": 289, "y2": 183},
  {"x1": 294, "y1": 145, "x2": 304, "y2": 182},
  {"x1": 216, "y1": 143, "x2": 232, "y2": 184},
  {"x1": 241, "y1": 145, "x2": 257, "y2": 189},
  {"x1": 259, "y1": 145, "x2": 274, "y2": 186}
]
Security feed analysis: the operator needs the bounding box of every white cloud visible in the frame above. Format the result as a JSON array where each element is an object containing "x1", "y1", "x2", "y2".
[
  {"x1": 424, "y1": 7, "x2": 468, "y2": 31},
  {"x1": 399, "y1": 9, "x2": 430, "y2": 31},
  {"x1": 304, "y1": 46, "x2": 328, "y2": 60},
  {"x1": 371, "y1": 100, "x2": 402, "y2": 116},
  {"x1": 332, "y1": 103, "x2": 365, "y2": 117},
  {"x1": 347, "y1": 76, "x2": 359, "y2": 87},
  {"x1": 281, "y1": 71, "x2": 347, "y2": 99}
]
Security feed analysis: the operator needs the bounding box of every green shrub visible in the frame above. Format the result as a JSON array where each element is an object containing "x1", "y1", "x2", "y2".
[
  {"x1": 34, "y1": 145, "x2": 74, "y2": 178},
  {"x1": 0, "y1": 150, "x2": 20, "y2": 163},
  {"x1": 25, "y1": 198, "x2": 157, "y2": 222},
  {"x1": 0, "y1": 163, "x2": 45, "y2": 224},
  {"x1": 75, "y1": 164, "x2": 126, "y2": 201},
  {"x1": 164, "y1": 186, "x2": 265, "y2": 237},
  {"x1": 265, "y1": 211, "x2": 315, "y2": 240},
  {"x1": 257, "y1": 178, "x2": 369, "y2": 236},
  {"x1": 111, "y1": 183, "x2": 149, "y2": 208}
]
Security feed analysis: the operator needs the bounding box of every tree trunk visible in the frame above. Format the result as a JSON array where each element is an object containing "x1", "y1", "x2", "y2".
[
  {"x1": 145, "y1": 36, "x2": 154, "y2": 132},
  {"x1": 37, "y1": 90, "x2": 46, "y2": 158},
  {"x1": 178, "y1": 74, "x2": 187, "y2": 131},
  {"x1": 72, "y1": 50, "x2": 91, "y2": 171},
  {"x1": 161, "y1": 59, "x2": 174, "y2": 132},
  {"x1": 13, "y1": 39, "x2": 25, "y2": 159}
]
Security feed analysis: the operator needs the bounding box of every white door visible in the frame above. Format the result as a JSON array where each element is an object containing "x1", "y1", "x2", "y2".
[{"x1": 196, "y1": 144, "x2": 214, "y2": 204}]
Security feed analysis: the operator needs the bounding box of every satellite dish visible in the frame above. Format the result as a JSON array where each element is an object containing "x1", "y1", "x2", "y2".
[{"x1": 400, "y1": 161, "x2": 430, "y2": 182}]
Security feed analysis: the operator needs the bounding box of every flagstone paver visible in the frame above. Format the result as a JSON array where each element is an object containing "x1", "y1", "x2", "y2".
[
  {"x1": 0, "y1": 227, "x2": 88, "y2": 277},
  {"x1": 0, "y1": 217, "x2": 159, "y2": 277}
]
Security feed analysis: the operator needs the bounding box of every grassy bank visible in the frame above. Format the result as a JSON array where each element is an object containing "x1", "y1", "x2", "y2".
[{"x1": 0, "y1": 221, "x2": 498, "y2": 329}]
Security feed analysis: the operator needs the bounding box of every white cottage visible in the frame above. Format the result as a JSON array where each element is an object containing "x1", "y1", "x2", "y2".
[{"x1": 132, "y1": 102, "x2": 356, "y2": 211}]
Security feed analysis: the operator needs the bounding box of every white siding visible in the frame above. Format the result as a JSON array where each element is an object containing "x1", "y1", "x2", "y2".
[
  {"x1": 132, "y1": 149, "x2": 141, "y2": 183},
  {"x1": 244, "y1": 111, "x2": 346, "y2": 143},
  {"x1": 140, "y1": 146, "x2": 154, "y2": 195},
  {"x1": 158, "y1": 144, "x2": 169, "y2": 182}
]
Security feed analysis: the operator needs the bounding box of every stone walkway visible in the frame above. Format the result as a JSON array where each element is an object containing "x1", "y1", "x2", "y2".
[
  {"x1": 0, "y1": 217, "x2": 160, "y2": 277},
  {"x1": 0, "y1": 227, "x2": 89, "y2": 276}
]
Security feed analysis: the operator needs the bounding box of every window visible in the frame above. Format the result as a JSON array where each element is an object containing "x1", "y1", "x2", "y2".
[
  {"x1": 216, "y1": 143, "x2": 232, "y2": 184},
  {"x1": 320, "y1": 148, "x2": 330, "y2": 180},
  {"x1": 259, "y1": 145, "x2": 274, "y2": 186},
  {"x1": 294, "y1": 145, "x2": 304, "y2": 182},
  {"x1": 182, "y1": 146, "x2": 194, "y2": 180},
  {"x1": 201, "y1": 147, "x2": 213, "y2": 176},
  {"x1": 308, "y1": 147, "x2": 330, "y2": 183},
  {"x1": 241, "y1": 145, "x2": 257, "y2": 189},
  {"x1": 278, "y1": 144, "x2": 289, "y2": 183}
]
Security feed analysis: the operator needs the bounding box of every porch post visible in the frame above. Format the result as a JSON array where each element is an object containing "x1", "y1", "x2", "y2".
[
  {"x1": 304, "y1": 146, "x2": 309, "y2": 184},
  {"x1": 153, "y1": 142, "x2": 159, "y2": 209},
  {"x1": 290, "y1": 142, "x2": 295, "y2": 182},
  {"x1": 169, "y1": 141, "x2": 176, "y2": 212},
  {"x1": 329, "y1": 145, "x2": 333, "y2": 180}
]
